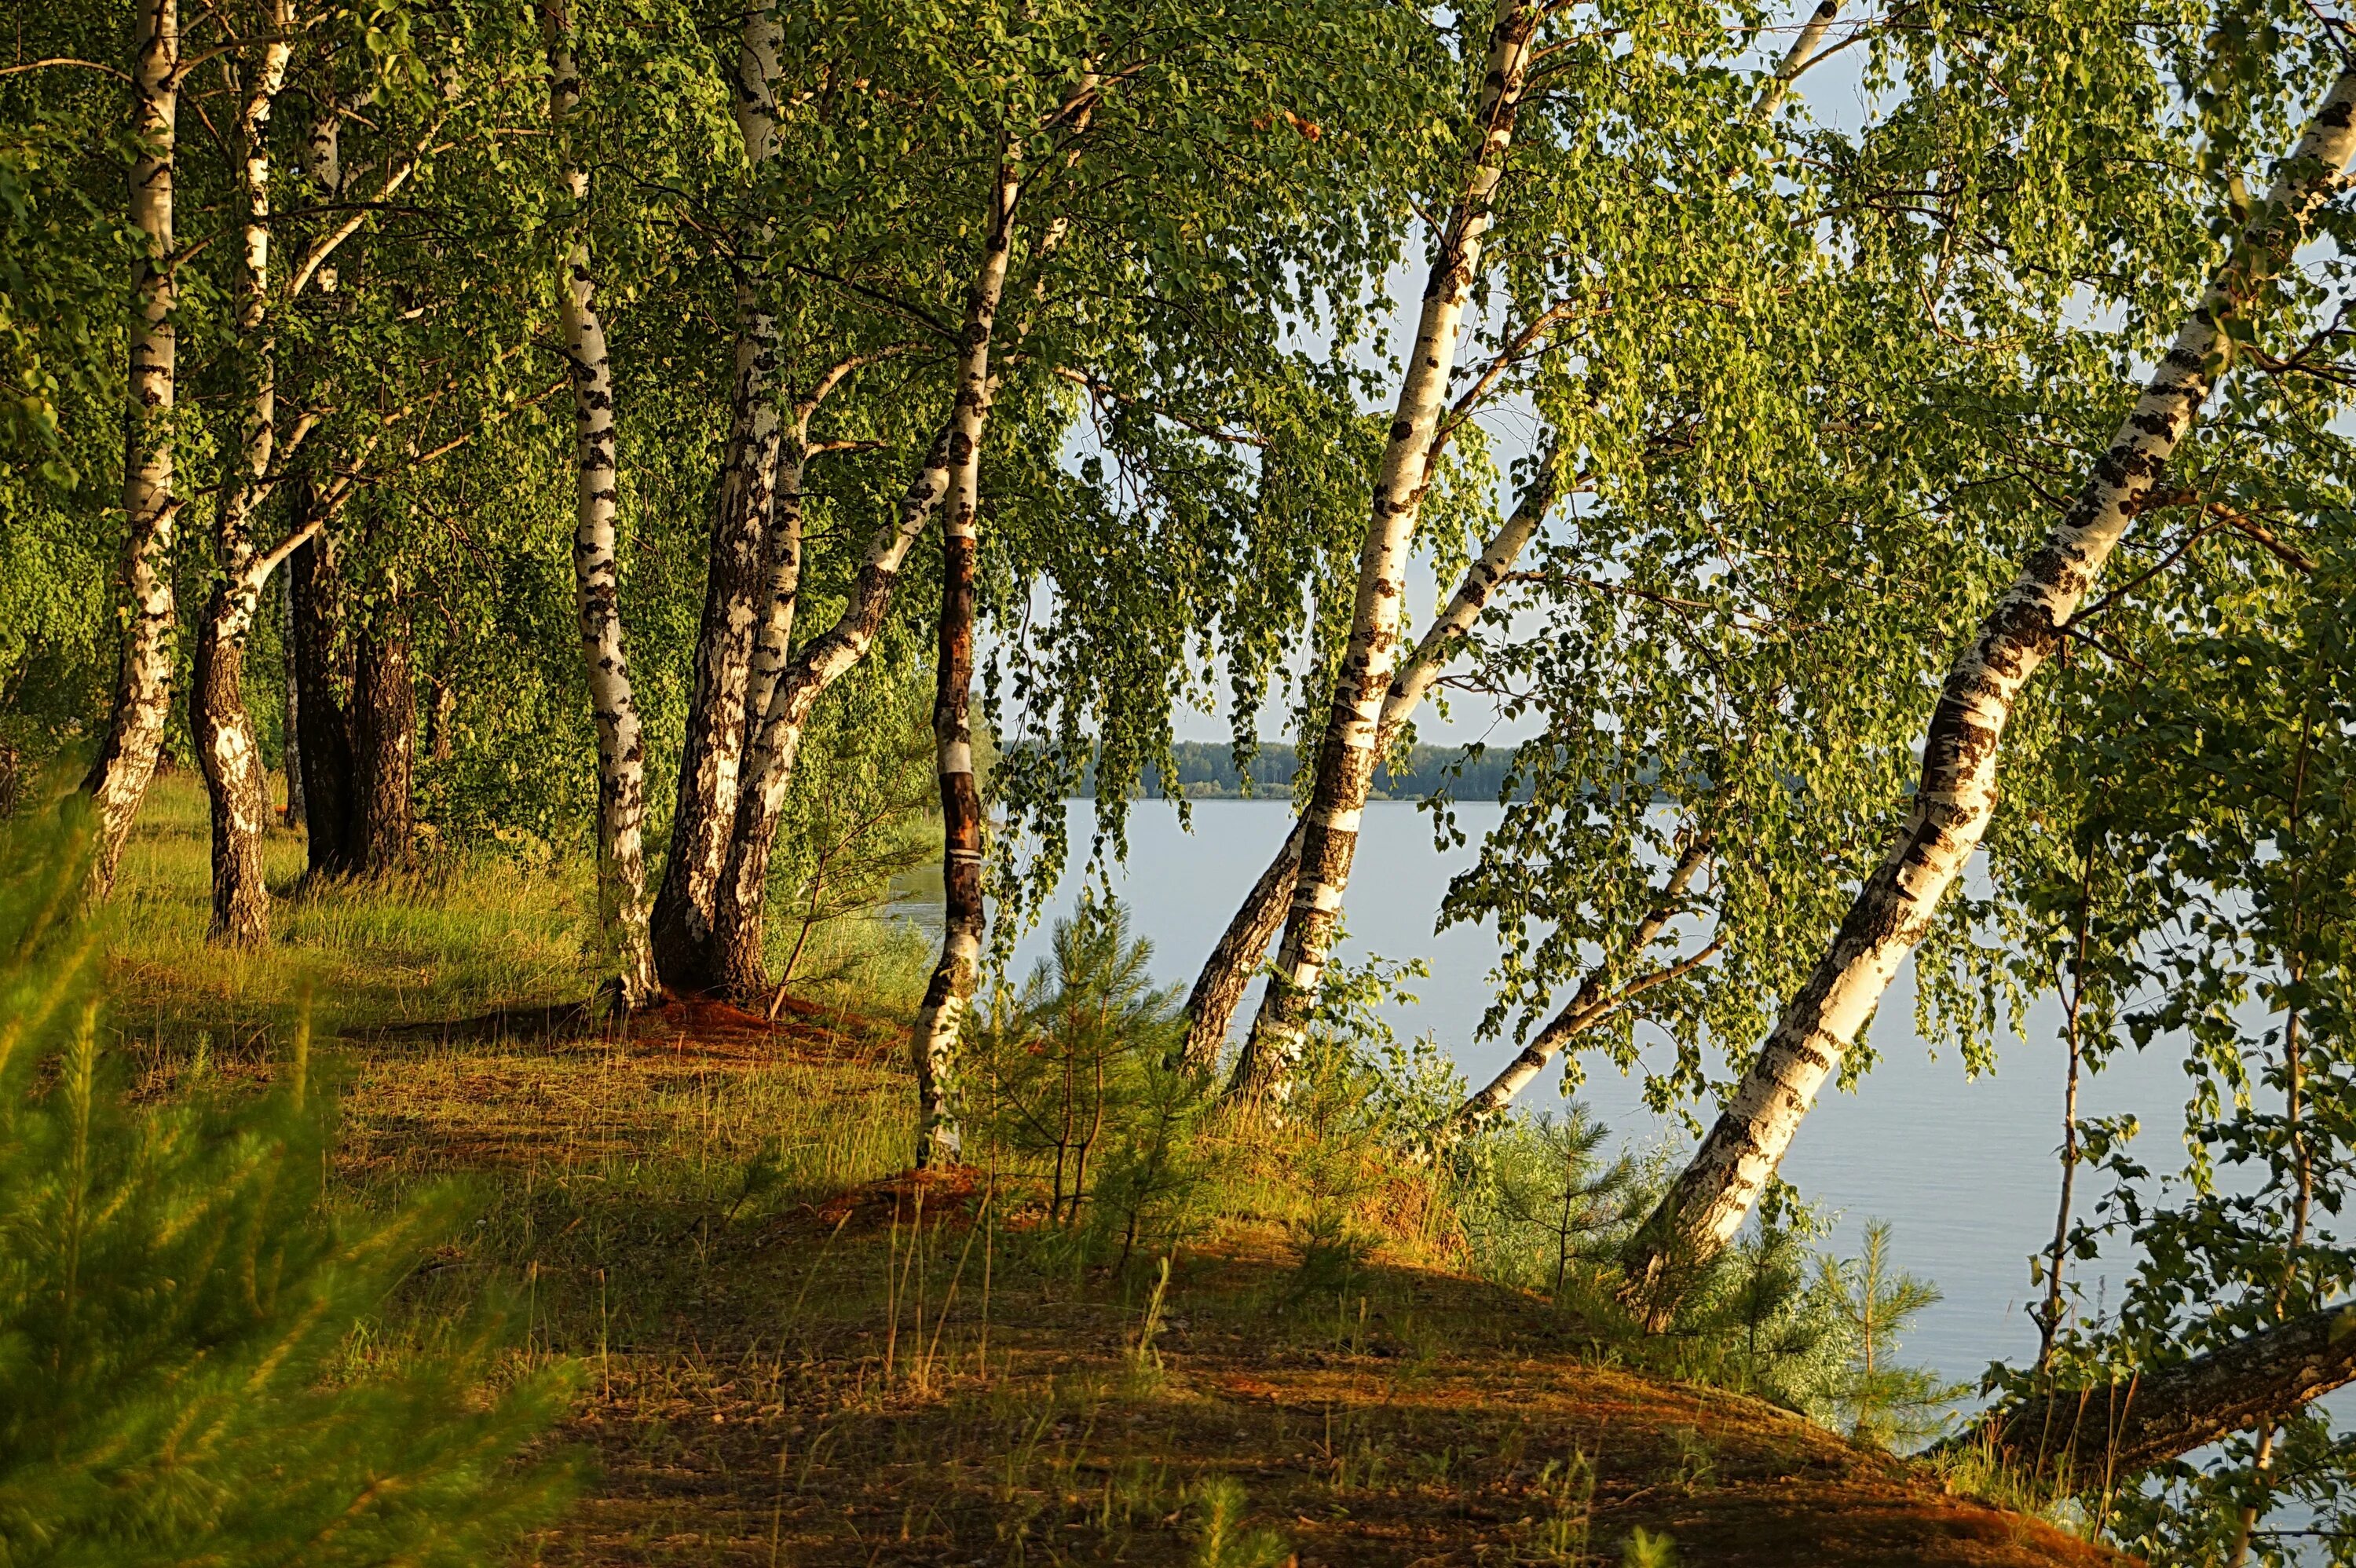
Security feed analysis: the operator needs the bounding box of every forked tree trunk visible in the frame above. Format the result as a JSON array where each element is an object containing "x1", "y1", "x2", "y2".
[
  {"x1": 82, "y1": 0, "x2": 180, "y2": 894},
  {"x1": 708, "y1": 426, "x2": 953, "y2": 1000},
  {"x1": 910, "y1": 147, "x2": 1023, "y2": 1168},
  {"x1": 1964, "y1": 1303, "x2": 2356, "y2": 1484},
  {"x1": 648, "y1": 2, "x2": 787, "y2": 992},
  {"x1": 353, "y1": 588, "x2": 415, "y2": 875},
  {"x1": 1194, "y1": 7, "x2": 1840, "y2": 1078},
  {"x1": 192, "y1": 10, "x2": 294, "y2": 945},
  {"x1": 1227, "y1": 0, "x2": 1538, "y2": 1106},
  {"x1": 1185, "y1": 449, "x2": 1561, "y2": 1073},
  {"x1": 547, "y1": 2, "x2": 656, "y2": 1009},
  {"x1": 1620, "y1": 68, "x2": 2356, "y2": 1321},
  {"x1": 288, "y1": 517, "x2": 362, "y2": 878}
]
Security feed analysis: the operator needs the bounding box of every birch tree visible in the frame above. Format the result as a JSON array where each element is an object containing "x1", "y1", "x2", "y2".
[
  {"x1": 543, "y1": 0, "x2": 653, "y2": 1008},
  {"x1": 909, "y1": 147, "x2": 1021, "y2": 1166},
  {"x1": 80, "y1": 0, "x2": 178, "y2": 895},
  {"x1": 1225, "y1": 0, "x2": 1539, "y2": 1107},
  {"x1": 188, "y1": 3, "x2": 302, "y2": 944},
  {"x1": 1620, "y1": 64, "x2": 2356, "y2": 1316},
  {"x1": 646, "y1": 0, "x2": 788, "y2": 992}
]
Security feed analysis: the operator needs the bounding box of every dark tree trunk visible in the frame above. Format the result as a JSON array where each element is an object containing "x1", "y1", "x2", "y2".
[
  {"x1": 353, "y1": 587, "x2": 415, "y2": 875},
  {"x1": 280, "y1": 572, "x2": 305, "y2": 827},
  {"x1": 426, "y1": 664, "x2": 455, "y2": 762},
  {"x1": 287, "y1": 507, "x2": 361, "y2": 879},
  {"x1": 1965, "y1": 1303, "x2": 2356, "y2": 1484},
  {"x1": 192, "y1": 585, "x2": 273, "y2": 943}
]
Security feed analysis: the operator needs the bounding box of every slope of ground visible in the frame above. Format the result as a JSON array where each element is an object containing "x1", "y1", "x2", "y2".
[{"x1": 101, "y1": 783, "x2": 2123, "y2": 1566}]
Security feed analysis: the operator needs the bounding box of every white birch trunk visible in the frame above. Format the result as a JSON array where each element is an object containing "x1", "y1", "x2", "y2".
[
  {"x1": 1185, "y1": 444, "x2": 1560, "y2": 1072},
  {"x1": 1752, "y1": 1, "x2": 1841, "y2": 120},
  {"x1": 82, "y1": 0, "x2": 179, "y2": 893},
  {"x1": 547, "y1": 2, "x2": 656, "y2": 1009},
  {"x1": 910, "y1": 146, "x2": 1023, "y2": 1166},
  {"x1": 1622, "y1": 68, "x2": 2356, "y2": 1313},
  {"x1": 1229, "y1": 0, "x2": 1538, "y2": 1105},
  {"x1": 192, "y1": 9, "x2": 294, "y2": 945},
  {"x1": 708, "y1": 426, "x2": 952, "y2": 999}
]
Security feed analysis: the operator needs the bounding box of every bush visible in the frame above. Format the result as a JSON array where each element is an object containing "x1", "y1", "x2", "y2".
[
  {"x1": 0, "y1": 817, "x2": 577, "y2": 1567},
  {"x1": 970, "y1": 901, "x2": 1213, "y2": 1267}
]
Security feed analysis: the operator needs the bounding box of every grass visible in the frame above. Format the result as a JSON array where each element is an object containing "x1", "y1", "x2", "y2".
[{"x1": 93, "y1": 777, "x2": 2127, "y2": 1566}]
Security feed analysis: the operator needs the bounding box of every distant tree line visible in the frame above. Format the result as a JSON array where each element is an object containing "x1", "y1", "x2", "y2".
[{"x1": 1070, "y1": 740, "x2": 1531, "y2": 802}]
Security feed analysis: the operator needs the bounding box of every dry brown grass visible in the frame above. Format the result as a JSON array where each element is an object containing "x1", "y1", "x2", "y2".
[{"x1": 98, "y1": 780, "x2": 2131, "y2": 1567}]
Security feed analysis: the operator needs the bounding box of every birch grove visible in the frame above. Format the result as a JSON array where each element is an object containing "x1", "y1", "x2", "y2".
[{"x1": 20, "y1": 3, "x2": 2356, "y2": 1544}]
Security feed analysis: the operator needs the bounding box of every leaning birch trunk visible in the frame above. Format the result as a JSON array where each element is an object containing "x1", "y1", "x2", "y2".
[
  {"x1": 648, "y1": 0, "x2": 786, "y2": 992},
  {"x1": 547, "y1": 4, "x2": 656, "y2": 1010},
  {"x1": 1620, "y1": 68, "x2": 2356, "y2": 1320},
  {"x1": 191, "y1": 10, "x2": 294, "y2": 945},
  {"x1": 1960, "y1": 1303, "x2": 2356, "y2": 1482},
  {"x1": 1227, "y1": 0, "x2": 1538, "y2": 1105},
  {"x1": 1183, "y1": 444, "x2": 1561, "y2": 1073},
  {"x1": 709, "y1": 214, "x2": 1076, "y2": 1004},
  {"x1": 708, "y1": 427, "x2": 953, "y2": 1000},
  {"x1": 1752, "y1": 1, "x2": 1842, "y2": 120},
  {"x1": 82, "y1": 0, "x2": 179, "y2": 894},
  {"x1": 909, "y1": 149, "x2": 1022, "y2": 1168}
]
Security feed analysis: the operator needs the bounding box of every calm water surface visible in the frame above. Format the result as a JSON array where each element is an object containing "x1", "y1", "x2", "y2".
[{"x1": 948, "y1": 799, "x2": 2247, "y2": 1405}]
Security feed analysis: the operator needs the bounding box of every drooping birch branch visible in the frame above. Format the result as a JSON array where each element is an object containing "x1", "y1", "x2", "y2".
[
  {"x1": 1442, "y1": 834, "x2": 1717, "y2": 1134},
  {"x1": 1183, "y1": 439, "x2": 1564, "y2": 1073},
  {"x1": 1619, "y1": 66, "x2": 2356, "y2": 1319},
  {"x1": 1225, "y1": 0, "x2": 1541, "y2": 1106}
]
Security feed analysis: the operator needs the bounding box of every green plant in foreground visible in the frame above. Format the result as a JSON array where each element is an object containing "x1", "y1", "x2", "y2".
[
  {"x1": 1621, "y1": 1524, "x2": 1678, "y2": 1566},
  {"x1": 1187, "y1": 1477, "x2": 1289, "y2": 1568},
  {"x1": 1820, "y1": 1219, "x2": 1965, "y2": 1449},
  {"x1": 0, "y1": 819, "x2": 577, "y2": 1566}
]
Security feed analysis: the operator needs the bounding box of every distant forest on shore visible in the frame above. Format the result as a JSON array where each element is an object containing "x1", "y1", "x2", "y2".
[{"x1": 1084, "y1": 740, "x2": 1530, "y2": 801}]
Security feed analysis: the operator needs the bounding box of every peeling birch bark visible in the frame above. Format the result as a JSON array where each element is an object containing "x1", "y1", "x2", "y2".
[
  {"x1": 1966, "y1": 1303, "x2": 2356, "y2": 1482},
  {"x1": 547, "y1": 3, "x2": 655, "y2": 1010},
  {"x1": 192, "y1": 8, "x2": 294, "y2": 945},
  {"x1": 1227, "y1": 0, "x2": 1538, "y2": 1106},
  {"x1": 1621, "y1": 68, "x2": 2356, "y2": 1317},
  {"x1": 82, "y1": 0, "x2": 180, "y2": 895},
  {"x1": 649, "y1": 0, "x2": 787, "y2": 992},
  {"x1": 910, "y1": 148, "x2": 1023, "y2": 1167}
]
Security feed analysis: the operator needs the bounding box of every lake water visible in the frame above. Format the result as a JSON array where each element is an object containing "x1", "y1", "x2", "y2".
[{"x1": 949, "y1": 798, "x2": 2208, "y2": 1400}]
